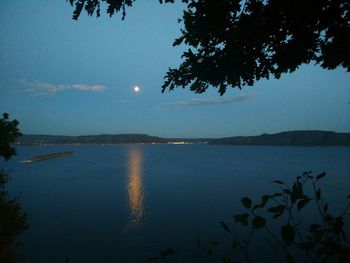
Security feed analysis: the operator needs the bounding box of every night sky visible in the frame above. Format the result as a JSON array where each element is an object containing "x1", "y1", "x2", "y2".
[{"x1": 1, "y1": 0, "x2": 349, "y2": 138}]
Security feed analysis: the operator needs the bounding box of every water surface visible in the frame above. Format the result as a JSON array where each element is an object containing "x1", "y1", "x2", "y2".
[{"x1": 3, "y1": 145, "x2": 350, "y2": 262}]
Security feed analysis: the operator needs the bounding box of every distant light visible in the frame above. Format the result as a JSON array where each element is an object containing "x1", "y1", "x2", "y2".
[{"x1": 133, "y1": 86, "x2": 140, "y2": 93}]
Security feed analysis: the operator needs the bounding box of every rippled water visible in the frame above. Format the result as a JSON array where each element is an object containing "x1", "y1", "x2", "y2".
[{"x1": 3, "y1": 145, "x2": 350, "y2": 262}]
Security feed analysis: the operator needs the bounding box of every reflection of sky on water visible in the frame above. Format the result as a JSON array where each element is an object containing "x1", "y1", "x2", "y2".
[
  {"x1": 6, "y1": 145, "x2": 350, "y2": 262},
  {"x1": 127, "y1": 146, "x2": 144, "y2": 227}
]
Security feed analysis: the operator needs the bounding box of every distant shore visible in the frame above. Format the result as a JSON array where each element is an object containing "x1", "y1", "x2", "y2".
[{"x1": 15, "y1": 130, "x2": 350, "y2": 147}]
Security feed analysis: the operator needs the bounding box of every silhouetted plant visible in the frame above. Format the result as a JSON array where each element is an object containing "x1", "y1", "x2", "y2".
[
  {"x1": 0, "y1": 112, "x2": 22, "y2": 161},
  {"x1": 146, "y1": 171, "x2": 350, "y2": 262},
  {"x1": 0, "y1": 172, "x2": 29, "y2": 263},
  {"x1": 217, "y1": 171, "x2": 350, "y2": 263},
  {"x1": 0, "y1": 113, "x2": 29, "y2": 263}
]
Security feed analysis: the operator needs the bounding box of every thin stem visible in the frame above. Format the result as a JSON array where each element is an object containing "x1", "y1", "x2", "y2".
[
  {"x1": 312, "y1": 181, "x2": 326, "y2": 228},
  {"x1": 339, "y1": 201, "x2": 350, "y2": 217},
  {"x1": 243, "y1": 229, "x2": 254, "y2": 250},
  {"x1": 250, "y1": 209, "x2": 283, "y2": 252},
  {"x1": 231, "y1": 223, "x2": 251, "y2": 263},
  {"x1": 270, "y1": 196, "x2": 283, "y2": 206}
]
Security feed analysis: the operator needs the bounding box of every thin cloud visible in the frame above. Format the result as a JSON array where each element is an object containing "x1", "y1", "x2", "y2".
[
  {"x1": 71, "y1": 84, "x2": 105, "y2": 92},
  {"x1": 154, "y1": 94, "x2": 255, "y2": 109},
  {"x1": 19, "y1": 79, "x2": 106, "y2": 96}
]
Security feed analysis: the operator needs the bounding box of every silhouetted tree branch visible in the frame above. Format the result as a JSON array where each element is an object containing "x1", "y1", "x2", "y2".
[
  {"x1": 0, "y1": 113, "x2": 28, "y2": 263},
  {"x1": 0, "y1": 113, "x2": 22, "y2": 161},
  {"x1": 68, "y1": 0, "x2": 350, "y2": 95}
]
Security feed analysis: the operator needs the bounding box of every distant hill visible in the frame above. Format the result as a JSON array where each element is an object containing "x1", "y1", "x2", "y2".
[
  {"x1": 16, "y1": 134, "x2": 169, "y2": 145},
  {"x1": 15, "y1": 131, "x2": 350, "y2": 146},
  {"x1": 209, "y1": 131, "x2": 350, "y2": 146}
]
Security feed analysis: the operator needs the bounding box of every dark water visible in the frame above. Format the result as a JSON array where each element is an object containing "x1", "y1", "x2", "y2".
[{"x1": 3, "y1": 145, "x2": 350, "y2": 262}]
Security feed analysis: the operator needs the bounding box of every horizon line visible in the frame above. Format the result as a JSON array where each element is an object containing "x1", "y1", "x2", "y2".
[{"x1": 19, "y1": 129, "x2": 350, "y2": 140}]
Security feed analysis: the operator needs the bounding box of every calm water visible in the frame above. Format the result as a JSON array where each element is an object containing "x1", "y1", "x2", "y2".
[{"x1": 3, "y1": 145, "x2": 350, "y2": 262}]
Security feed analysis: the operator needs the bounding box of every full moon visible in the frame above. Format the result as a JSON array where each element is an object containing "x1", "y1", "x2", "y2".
[{"x1": 133, "y1": 86, "x2": 140, "y2": 93}]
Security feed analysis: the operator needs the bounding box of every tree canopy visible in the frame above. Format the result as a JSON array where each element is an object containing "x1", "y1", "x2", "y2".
[
  {"x1": 68, "y1": 0, "x2": 350, "y2": 95},
  {"x1": 0, "y1": 113, "x2": 28, "y2": 263},
  {"x1": 0, "y1": 113, "x2": 22, "y2": 161}
]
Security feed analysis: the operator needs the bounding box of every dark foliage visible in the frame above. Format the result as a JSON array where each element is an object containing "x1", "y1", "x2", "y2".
[
  {"x1": 68, "y1": 0, "x2": 350, "y2": 95},
  {"x1": 0, "y1": 173, "x2": 30, "y2": 263},
  {"x1": 67, "y1": 0, "x2": 181, "y2": 20},
  {"x1": 0, "y1": 113, "x2": 22, "y2": 161},
  {"x1": 147, "y1": 172, "x2": 350, "y2": 262},
  {"x1": 220, "y1": 171, "x2": 350, "y2": 262},
  {"x1": 0, "y1": 113, "x2": 28, "y2": 263}
]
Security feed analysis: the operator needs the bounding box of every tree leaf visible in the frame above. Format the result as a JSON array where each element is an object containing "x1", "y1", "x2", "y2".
[
  {"x1": 316, "y1": 172, "x2": 326, "y2": 180},
  {"x1": 221, "y1": 221, "x2": 231, "y2": 233},
  {"x1": 268, "y1": 205, "x2": 286, "y2": 213},
  {"x1": 234, "y1": 213, "x2": 249, "y2": 226},
  {"x1": 260, "y1": 195, "x2": 269, "y2": 207},
  {"x1": 252, "y1": 216, "x2": 266, "y2": 229},
  {"x1": 291, "y1": 181, "x2": 303, "y2": 203},
  {"x1": 273, "y1": 180, "x2": 286, "y2": 185},
  {"x1": 241, "y1": 197, "x2": 252, "y2": 209},
  {"x1": 281, "y1": 225, "x2": 295, "y2": 246},
  {"x1": 316, "y1": 189, "x2": 321, "y2": 200},
  {"x1": 297, "y1": 198, "x2": 311, "y2": 211},
  {"x1": 303, "y1": 171, "x2": 313, "y2": 179},
  {"x1": 273, "y1": 211, "x2": 284, "y2": 219}
]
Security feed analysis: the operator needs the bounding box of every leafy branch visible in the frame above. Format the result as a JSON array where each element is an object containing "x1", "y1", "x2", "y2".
[{"x1": 219, "y1": 171, "x2": 350, "y2": 263}]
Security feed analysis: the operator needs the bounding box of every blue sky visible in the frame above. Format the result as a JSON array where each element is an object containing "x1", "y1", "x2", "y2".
[{"x1": 0, "y1": 0, "x2": 349, "y2": 138}]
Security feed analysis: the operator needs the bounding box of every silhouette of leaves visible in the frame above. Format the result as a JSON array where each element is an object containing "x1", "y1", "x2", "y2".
[
  {"x1": 281, "y1": 224, "x2": 295, "y2": 246},
  {"x1": 252, "y1": 216, "x2": 266, "y2": 229},
  {"x1": 316, "y1": 172, "x2": 326, "y2": 180},
  {"x1": 297, "y1": 198, "x2": 311, "y2": 211},
  {"x1": 221, "y1": 221, "x2": 231, "y2": 233},
  {"x1": 0, "y1": 115, "x2": 28, "y2": 263},
  {"x1": 241, "y1": 197, "x2": 252, "y2": 209},
  {"x1": 68, "y1": 0, "x2": 350, "y2": 95},
  {"x1": 234, "y1": 213, "x2": 249, "y2": 226},
  {"x1": 0, "y1": 113, "x2": 22, "y2": 161}
]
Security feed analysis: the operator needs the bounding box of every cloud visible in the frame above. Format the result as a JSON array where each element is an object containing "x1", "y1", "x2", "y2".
[
  {"x1": 71, "y1": 84, "x2": 106, "y2": 92},
  {"x1": 154, "y1": 94, "x2": 255, "y2": 109},
  {"x1": 19, "y1": 79, "x2": 106, "y2": 96}
]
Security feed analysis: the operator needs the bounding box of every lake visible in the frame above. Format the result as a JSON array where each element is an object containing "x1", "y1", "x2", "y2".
[{"x1": 3, "y1": 145, "x2": 350, "y2": 262}]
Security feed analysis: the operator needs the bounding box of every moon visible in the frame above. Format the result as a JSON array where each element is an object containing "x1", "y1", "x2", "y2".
[{"x1": 133, "y1": 86, "x2": 140, "y2": 93}]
